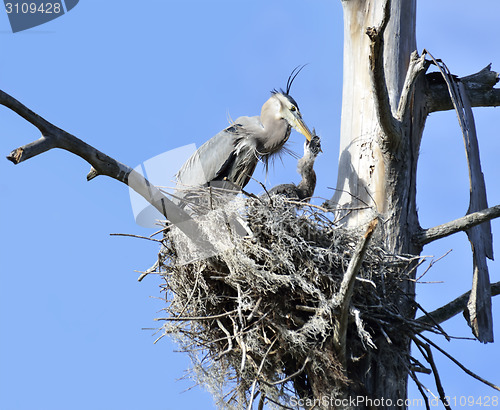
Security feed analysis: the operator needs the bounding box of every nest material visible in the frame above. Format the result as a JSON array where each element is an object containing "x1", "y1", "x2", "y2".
[{"x1": 155, "y1": 193, "x2": 420, "y2": 409}]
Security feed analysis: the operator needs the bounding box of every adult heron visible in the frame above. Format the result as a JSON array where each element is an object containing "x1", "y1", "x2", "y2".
[{"x1": 175, "y1": 67, "x2": 314, "y2": 199}]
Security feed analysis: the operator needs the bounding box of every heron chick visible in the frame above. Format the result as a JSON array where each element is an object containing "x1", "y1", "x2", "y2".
[
  {"x1": 175, "y1": 67, "x2": 313, "y2": 199},
  {"x1": 269, "y1": 132, "x2": 321, "y2": 202}
]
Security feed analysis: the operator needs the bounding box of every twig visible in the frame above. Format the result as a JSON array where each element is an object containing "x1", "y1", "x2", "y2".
[
  {"x1": 414, "y1": 250, "x2": 451, "y2": 282},
  {"x1": 247, "y1": 297, "x2": 262, "y2": 321},
  {"x1": 409, "y1": 355, "x2": 431, "y2": 374},
  {"x1": 414, "y1": 204, "x2": 500, "y2": 246},
  {"x1": 250, "y1": 175, "x2": 273, "y2": 205},
  {"x1": 333, "y1": 218, "x2": 379, "y2": 367},
  {"x1": 413, "y1": 301, "x2": 450, "y2": 341},
  {"x1": 267, "y1": 357, "x2": 311, "y2": 387},
  {"x1": 247, "y1": 339, "x2": 277, "y2": 410},
  {"x1": 263, "y1": 395, "x2": 295, "y2": 410},
  {"x1": 155, "y1": 310, "x2": 237, "y2": 321},
  {"x1": 216, "y1": 319, "x2": 233, "y2": 359},
  {"x1": 176, "y1": 274, "x2": 200, "y2": 319},
  {"x1": 110, "y1": 233, "x2": 162, "y2": 242},
  {"x1": 137, "y1": 260, "x2": 159, "y2": 282},
  {"x1": 237, "y1": 284, "x2": 245, "y2": 327},
  {"x1": 417, "y1": 334, "x2": 500, "y2": 392},
  {"x1": 283, "y1": 199, "x2": 330, "y2": 213},
  {"x1": 296, "y1": 305, "x2": 317, "y2": 313},
  {"x1": 257, "y1": 394, "x2": 265, "y2": 410},
  {"x1": 326, "y1": 187, "x2": 371, "y2": 208},
  {"x1": 408, "y1": 370, "x2": 431, "y2": 410},
  {"x1": 413, "y1": 337, "x2": 451, "y2": 410}
]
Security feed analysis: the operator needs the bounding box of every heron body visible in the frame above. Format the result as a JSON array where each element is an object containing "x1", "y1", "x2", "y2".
[{"x1": 175, "y1": 68, "x2": 313, "y2": 198}]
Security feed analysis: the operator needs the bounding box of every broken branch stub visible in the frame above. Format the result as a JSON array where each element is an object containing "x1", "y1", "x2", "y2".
[
  {"x1": 426, "y1": 64, "x2": 500, "y2": 113},
  {"x1": 334, "y1": 217, "x2": 379, "y2": 369}
]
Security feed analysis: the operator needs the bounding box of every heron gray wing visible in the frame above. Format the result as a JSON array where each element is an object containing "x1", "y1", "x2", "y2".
[
  {"x1": 176, "y1": 127, "x2": 241, "y2": 188},
  {"x1": 176, "y1": 116, "x2": 264, "y2": 192}
]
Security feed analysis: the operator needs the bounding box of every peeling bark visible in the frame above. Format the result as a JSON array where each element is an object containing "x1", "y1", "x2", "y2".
[{"x1": 426, "y1": 65, "x2": 500, "y2": 112}]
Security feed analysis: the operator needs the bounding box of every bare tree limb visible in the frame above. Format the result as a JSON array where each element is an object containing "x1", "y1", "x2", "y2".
[
  {"x1": 417, "y1": 281, "x2": 500, "y2": 327},
  {"x1": 0, "y1": 89, "x2": 216, "y2": 255},
  {"x1": 426, "y1": 64, "x2": 500, "y2": 113},
  {"x1": 333, "y1": 218, "x2": 379, "y2": 368},
  {"x1": 366, "y1": 0, "x2": 403, "y2": 148},
  {"x1": 397, "y1": 51, "x2": 430, "y2": 122},
  {"x1": 413, "y1": 204, "x2": 500, "y2": 246}
]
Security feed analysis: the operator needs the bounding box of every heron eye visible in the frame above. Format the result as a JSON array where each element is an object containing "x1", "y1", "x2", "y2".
[{"x1": 290, "y1": 106, "x2": 297, "y2": 112}]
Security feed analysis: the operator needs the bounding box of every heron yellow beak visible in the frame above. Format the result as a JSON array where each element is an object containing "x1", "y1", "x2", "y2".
[{"x1": 294, "y1": 117, "x2": 313, "y2": 142}]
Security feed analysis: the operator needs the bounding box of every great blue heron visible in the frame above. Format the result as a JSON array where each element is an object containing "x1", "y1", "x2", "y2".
[
  {"x1": 175, "y1": 67, "x2": 314, "y2": 200},
  {"x1": 269, "y1": 133, "x2": 321, "y2": 201}
]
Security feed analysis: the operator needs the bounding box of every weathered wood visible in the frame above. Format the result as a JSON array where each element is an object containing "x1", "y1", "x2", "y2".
[
  {"x1": 331, "y1": 0, "x2": 412, "y2": 222},
  {"x1": 324, "y1": 1, "x2": 422, "y2": 407},
  {"x1": 427, "y1": 65, "x2": 500, "y2": 113},
  {"x1": 414, "y1": 204, "x2": 500, "y2": 246},
  {"x1": 333, "y1": 218, "x2": 378, "y2": 368},
  {"x1": 422, "y1": 54, "x2": 493, "y2": 342},
  {"x1": 417, "y1": 281, "x2": 500, "y2": 327},
  {"x1": 365, "y1": 0, "x2": 403, "y2": 149},
  {"x1": 460, "y1": 82, "x2": 494, "y2": 343}
]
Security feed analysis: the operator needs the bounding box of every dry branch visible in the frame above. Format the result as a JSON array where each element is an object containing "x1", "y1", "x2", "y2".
[
  {"x1": 417, "y1": 280, "x2": 500, "y2": 327},
  {"x1": 366, "y1": 0, "x2": 403, "y2": 148},
  {"x1": 427, "y1": 64, "x2": 500, "y2": 113},
  {"x1": 0, "y1": 89, "x2": 215, "y2": 255},
  {"x1": 333, "y1": 218, "x2": 379, "y2": 367},
  {"x1": 414, "y1": 205, "x2": 500, "y2": 246},
  {"x1": 397, "y1": 51, "x2": 429, "y2": 122}
]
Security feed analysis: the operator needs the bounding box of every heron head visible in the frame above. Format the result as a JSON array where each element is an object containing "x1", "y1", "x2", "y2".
[{"x1": 270, "y1": 91, "x2": 313, "y2": 142}]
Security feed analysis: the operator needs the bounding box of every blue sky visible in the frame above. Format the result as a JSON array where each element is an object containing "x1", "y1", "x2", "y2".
[{"x1": 0, "y1": 1, "x2": 499, "y2": 409}]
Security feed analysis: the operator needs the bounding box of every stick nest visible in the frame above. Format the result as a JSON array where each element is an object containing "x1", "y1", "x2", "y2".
[{"x1": 154, "y1": 193, "x2": 419, "y2": 409}]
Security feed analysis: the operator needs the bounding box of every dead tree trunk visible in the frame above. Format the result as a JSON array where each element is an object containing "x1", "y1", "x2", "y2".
[
  {"x1": 320, "y1": 0, "x2": 498, "y2": 407},
  {"x1": 318, "y1": 0, "x2": 423, "y2": 405}
]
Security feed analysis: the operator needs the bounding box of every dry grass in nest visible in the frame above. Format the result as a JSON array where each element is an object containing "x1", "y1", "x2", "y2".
[{"x1": 151, "y1": 193, "x2": 422, "y2": 409}]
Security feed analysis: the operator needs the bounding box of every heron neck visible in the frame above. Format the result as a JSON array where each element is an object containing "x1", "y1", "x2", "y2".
[
  {"x1": 259, "y1": 111, "x2": 290, "y2": 154},
  {"x1": 296, "y1": 156, "x2": 317, "y2": 199}
]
